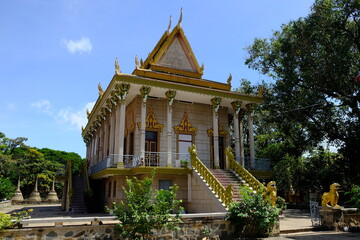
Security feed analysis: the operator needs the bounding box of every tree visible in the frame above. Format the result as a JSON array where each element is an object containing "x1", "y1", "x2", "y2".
[
  {"x1": 245, "y1": 0, "x2": 360, "y2": 184},
  {"x1": 111, "y1": 172, "x2": 183, "y2": 240}
]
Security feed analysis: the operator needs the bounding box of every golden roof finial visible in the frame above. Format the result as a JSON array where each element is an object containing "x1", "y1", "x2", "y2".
[
  {"x1": 86, "y1": 109, "x2": 90, "y2": 119},
  {"x1": 115, "y1": 57, "x2": 121, "y2": 74},
  {"x1": 227, "y1": 73, "x2": 232, "y2": 87},
  {"x1": 81, "y1": 126, "x2": 84, "y2": 132},
  {"x1": 167, "y1": 15, "x2": 172, "y2": 34},
  {"x1": 140, "y1": 58, "x2": 144, "y2": 67},
  {"x1": 177, "y1": 8, "x2": 183, "y2": 28},
  {"x1": 199, "y1": 63, "x2": 204, "y2": 73},
  {"x1": 98, "y1": 83, "x2": 104, "y2": 97},
  {"x1": 135, "y1": 55, "x2": 140, "y2": 69}
]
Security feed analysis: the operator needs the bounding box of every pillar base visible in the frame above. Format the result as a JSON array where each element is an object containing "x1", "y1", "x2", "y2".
[
  {"x1": 117, "y1": 162, "x2": 124, "y2": 169},
  {"x1": 166, "y1": 164, "x2": 173, "y2": 168}
]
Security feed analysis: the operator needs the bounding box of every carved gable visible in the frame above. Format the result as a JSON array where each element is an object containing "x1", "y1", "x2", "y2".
[
  {"x1": 157, "y1": 37, "x2": 196, "y2": 72},
  {"x1": 173, "y1": 112, "x2": 197, "y2": 135}
]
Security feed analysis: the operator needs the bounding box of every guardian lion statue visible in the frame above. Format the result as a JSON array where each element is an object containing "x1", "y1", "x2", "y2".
[
  {"x1": 264, "y1": 181, "x2": 277, "y2": 206},
  {"x1": 322, "y1": 183, "x2": 341, "y2": 208}
]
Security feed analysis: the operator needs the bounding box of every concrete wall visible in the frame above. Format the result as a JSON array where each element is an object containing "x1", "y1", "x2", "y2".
[{"x1": 188, "y1": 171, "x2": 227, "y2": 213}]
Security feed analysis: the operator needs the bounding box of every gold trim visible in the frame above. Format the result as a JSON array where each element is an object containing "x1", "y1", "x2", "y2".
[
  {"x1": 207, "y1": 124, "x2": 229, "y2": 137},
  {"x1": 173, "y1": 112, "x2": 197, "y2": 135},
  {"x1": 137, "y1": 107, "x2": 164, "y2": 132}
]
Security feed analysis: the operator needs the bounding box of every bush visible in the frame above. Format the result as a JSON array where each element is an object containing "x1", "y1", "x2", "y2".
[
  {"x1": 0, "y1": 209, "x2": 33, "y2": 230},
  {"x1": 227, "y1": 186, "x2": 282, "y2": 238},
  {"x1": 110, "y1": 171, "x2": 183, "y2": 240},
  {"x1": 345, "y1": 185, "x2": 360, "y2": 209},
  {"x1": 0, "y1": 177, "x2": 16, "y2": 200}
]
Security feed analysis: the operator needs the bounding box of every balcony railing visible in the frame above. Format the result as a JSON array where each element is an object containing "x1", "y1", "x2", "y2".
[
  {"x1": 240, "y1": 157, "x2": 272, "y2": 171},
  {"x1": 90, "y1": 152, "x2": 190, "y2": 174}
]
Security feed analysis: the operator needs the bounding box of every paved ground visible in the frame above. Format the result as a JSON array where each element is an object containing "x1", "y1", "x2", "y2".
[{"x1": 2, "y1": 203, "x2": 360, "y2": 239}]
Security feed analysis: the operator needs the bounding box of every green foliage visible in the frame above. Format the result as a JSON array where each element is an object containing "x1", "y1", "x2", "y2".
[
  {"x1": 0, "y1": 213, "x2": 13, "y2": 230},
  {"x1": 345, "y1": 185, "x2": 360, "y2": 209},
  {"x1": 0, "y1": 177, "x2": 16, "y2": 200},
  {"x1": 227, "y1": 186, "x2": 281, "y2": 238},
  {"x1": 0, "y1": 132, "x2": 82, "y2": 198},
  {"x1": 239, "y1": 0, "x2": 360, "y2": 194},
  {"x1": 0, "y1": 209, "x2": 33, "y2": 230},
  {"x1": 111, "y1": 171, "x2": 183, "y2": 240}
]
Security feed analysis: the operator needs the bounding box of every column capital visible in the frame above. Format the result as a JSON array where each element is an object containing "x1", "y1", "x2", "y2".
[
  {"x1": 246, "y1": 103, "x2": 257, "y2": 113},
  {"x1": 116, "y1": 83, "x2": 131, "y2": 102},
  {"x1": 231, "y1": 100, "x2": 242, "y2": 115},
  {"x1": 140, "y1": 86, "x2": 151, "y2": 103},
  {"x1": 211, "y1": 97, "x2": 222, "y2": 113},
  {"x1": 165, "y1": 90, "x2": 176, "y2": 107}
]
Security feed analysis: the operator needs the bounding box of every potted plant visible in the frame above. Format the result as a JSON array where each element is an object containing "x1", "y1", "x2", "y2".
[{"x1": 180, "y1": 160, "x2": 189, "y2": 168}]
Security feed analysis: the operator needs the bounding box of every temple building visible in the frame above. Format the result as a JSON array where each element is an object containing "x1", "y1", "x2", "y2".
[{"x1": 80, "y1": 14, "x2": 269, "y2": 213}]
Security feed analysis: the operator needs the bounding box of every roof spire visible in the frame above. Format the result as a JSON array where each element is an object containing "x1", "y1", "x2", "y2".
[
  {"x1": 177, "y1": 8, "x2": 183, "y2": 28},
  {"x1": 167, "y1": 15, "x2": 172, "y2": 34}
]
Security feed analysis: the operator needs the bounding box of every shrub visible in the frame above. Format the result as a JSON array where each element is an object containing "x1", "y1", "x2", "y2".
[
  {"x1": 0, "y1": 209, "x2": 33, "y2": 230},
  {"x1": 110, "y1": 171, "x2": 183, "y2": 240},
  {"x1": 345, "y1": 185, "x2": 360, "y2": 209},
  {"x1": 227, "y1": 186, "x2": 282, "y2": 238}
]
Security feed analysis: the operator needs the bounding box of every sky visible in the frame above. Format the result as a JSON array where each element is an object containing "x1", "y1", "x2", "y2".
[{"x1": 0, "y1": 0, "x2": 315, "y2": 158}]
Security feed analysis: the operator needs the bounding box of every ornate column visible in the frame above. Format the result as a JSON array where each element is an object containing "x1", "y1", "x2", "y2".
[
  {"x1": 211, "y1": 97, "x2": 222, "y2": 169},
  {"x1": 108, "y1": 97, "x2": 116, "y2": 155},
  {"x1": 115, "y1": 83, "x2": 130, "y2": 168},
  {"x1": 101, "y1": 109, "x2": 109, "y2": 160},
  {"x1": 239, "y1": 109, "x2": 246, "y2": 166},
  {"x1": 246, "y1": 104, "x2": 256, "y2": 169},
  {"x1": 231, "y1": 101, "x2": 242, "y2": 163},
  {"x1": 140, "y1": 86, "x2": 151, "y2": 163},
  {"x1": 166, "y1": 90, "x2": 176, "y2": 167}
]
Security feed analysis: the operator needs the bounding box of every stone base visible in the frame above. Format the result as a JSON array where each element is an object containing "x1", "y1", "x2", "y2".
[
  {"x1": 319, "y1": 207, "x2": 358, "y2": 229},
  {"x1": 45, "y1": 191, "x2": 59, "y2": 202},
  {"x1": 28, "y1": 190, "x2": 42, "y2": 203},
  {"x1": 11, "y1": 190, "x2": 24, "y2": 202}
]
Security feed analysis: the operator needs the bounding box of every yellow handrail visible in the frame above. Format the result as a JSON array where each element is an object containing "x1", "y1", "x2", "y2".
[
  {"x1": 226, "y1": 147, "x2": 264, "y2": 192},
  {"x1": 188, "y1": 145, "x2": 233, "y2": 207}
]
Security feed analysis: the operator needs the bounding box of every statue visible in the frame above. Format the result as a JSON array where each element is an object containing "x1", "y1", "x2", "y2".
[
  {"x1": 135, "y1": 55, "x2": 140, "y2": 69},
  {"x1": 264, "y1": 181, "x2": 277, "y2": 206},
  {"x1": 115, "y1": 57, "x2": 121, "y2": 74},
  {"x1": 227, "y1": 73, "x2": 232, "y2": 87},
  {"x1": 98, "y1": 83, "x2": 104, "y2": 97},
  {"x1": 322, "y1": 183, "x2": 341, "y2": 208}
]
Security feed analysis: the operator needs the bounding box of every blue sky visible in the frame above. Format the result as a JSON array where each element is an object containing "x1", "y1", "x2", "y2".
[{"x1": 0, "y1": 0, "x2": 314, "y2": 158}]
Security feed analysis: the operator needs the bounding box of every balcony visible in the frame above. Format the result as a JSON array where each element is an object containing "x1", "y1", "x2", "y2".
[{"x1": 90, "y1": 152, "x2": 190, "y2": 175}]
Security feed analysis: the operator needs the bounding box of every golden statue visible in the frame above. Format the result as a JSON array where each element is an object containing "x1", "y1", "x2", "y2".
[
  {"x1": 322, "y1": 183, "x2": 341, "y2": 208},
  {"x1": 258, "y1": 85, "x2": 265, "y2": 97},
  {"x1": 227, "y1": 73, "x2": 232, "y2": 86},
  {"x1": 263, "y1": 181, "x2": 277, "y2": 206}
]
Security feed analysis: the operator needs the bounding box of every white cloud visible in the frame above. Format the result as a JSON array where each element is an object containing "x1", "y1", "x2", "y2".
[
  {"x1": 57, "y1": 102, "x2": 95, "y2": 130},
  {"x1": 62, "y1": 37, "x2": 92, "y2": 54},
  {"x1": 31, "y1": 99, "x2": 52, "y2": 115}
]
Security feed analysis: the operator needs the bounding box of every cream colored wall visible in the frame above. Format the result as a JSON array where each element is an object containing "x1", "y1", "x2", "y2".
[
  {"x1": 104, "y1": 173, "x2": 188, "y2": 209},
  {"x1": 187, "y1": 171, "x2": 227, "y2": 213}
]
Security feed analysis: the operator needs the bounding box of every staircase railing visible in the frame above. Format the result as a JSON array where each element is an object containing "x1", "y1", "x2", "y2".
[
  {"x1": 226, "y1": 147, "x2": 264, "y2": 192},
  {"x1": 188, "y1": 145, "x2": 233, "y2": 207}
]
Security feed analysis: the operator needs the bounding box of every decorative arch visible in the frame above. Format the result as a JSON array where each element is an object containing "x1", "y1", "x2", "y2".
[{"x1": 173, "y1": 111, "x2": 197, "y2": 135}]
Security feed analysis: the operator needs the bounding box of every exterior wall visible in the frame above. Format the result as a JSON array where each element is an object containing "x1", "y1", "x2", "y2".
[
  {"x1": 103, "y1": 173, "x2": 188, "y2": 210},
  {"x1": 188, "y1": 171, "x2": 227, "y2": 213}
]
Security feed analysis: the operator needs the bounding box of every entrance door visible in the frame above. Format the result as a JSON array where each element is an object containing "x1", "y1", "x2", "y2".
[
  {"x1": 210, "y1": 136, "x2": 225, "y2": 169},
  {"x1": 145, "y1": 131, "x2": 158, "y2": 166}
]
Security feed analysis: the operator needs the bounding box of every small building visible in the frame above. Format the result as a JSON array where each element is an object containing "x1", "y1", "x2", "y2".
[{"x1": 81, "y1": 15, "x2": 267, "y2": 213}]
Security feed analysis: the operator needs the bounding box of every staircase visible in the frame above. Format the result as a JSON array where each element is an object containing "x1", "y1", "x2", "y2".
[
  {"x1": 71, "y1": 175, "x2": 88, "y2": 213},
  {"x1": 210, "y1": 169, "x2": 244, "y2": 202}
]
